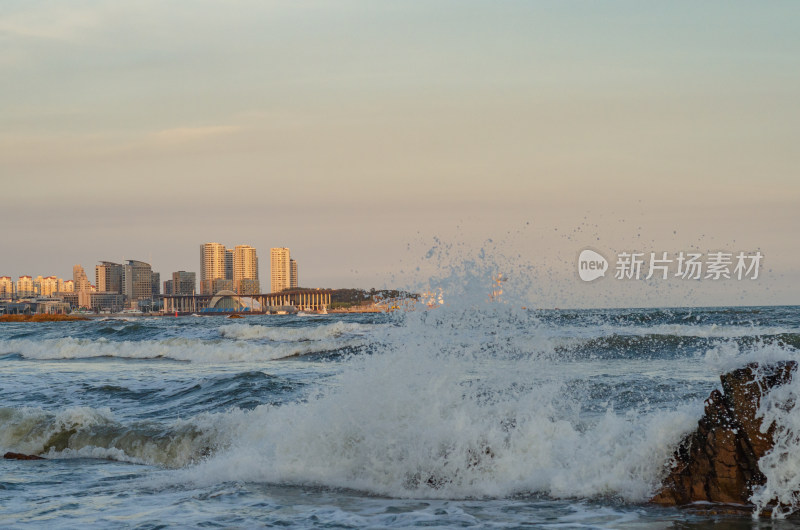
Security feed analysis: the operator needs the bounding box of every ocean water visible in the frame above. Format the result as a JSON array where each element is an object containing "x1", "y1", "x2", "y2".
[{"x1": 2, "y1": 302, "x2": 800, "y2": 528}]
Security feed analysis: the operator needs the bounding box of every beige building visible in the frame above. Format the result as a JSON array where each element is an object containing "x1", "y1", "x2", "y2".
[
  {"x1": 38, "y1": 276, "x2": 60, "y2": 297},
  {"x1": 73, "y1": 265, "x2": 92, "y2": 308},
  {"x1": 0, "y1": 276, "x2": 14, "y2": 299},
  {"x1": 73, "y1": 265, "x2": 91, "y2": 293},
  {"x1": 270, "y1": 247, "x2": 291, "y2": 293},
  {"x1": 233, "y1": 245, "x2": 259, "y2": 294},
  {"x1": 62, "y1": 280, "x2": 74, "y2": 292},
  {"x1": 200, "y1": 242, "x2": 227, "y2": 295},
  {"x1": 17, "y1": 275, "x2": 35, "y2": 299}
]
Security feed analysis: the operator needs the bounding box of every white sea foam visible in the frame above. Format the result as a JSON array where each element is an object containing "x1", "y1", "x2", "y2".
[
  {"x1": 174, "y1": 307, "x2": 702, "y2": 501},
  {"x1": 704, "y1": 340, "x2": 800, "y2": 374},
  {"x1": 751, "y1": 365, "x2": 800, "y2": 517}
]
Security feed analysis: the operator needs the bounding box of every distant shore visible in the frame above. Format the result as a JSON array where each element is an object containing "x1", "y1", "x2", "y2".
[
  {"x1": 0, "y1": 305, "x2": 389, "y2": 322},
  {"x1": 0, "y1": 314, "x2": 89, "y2": 322}
]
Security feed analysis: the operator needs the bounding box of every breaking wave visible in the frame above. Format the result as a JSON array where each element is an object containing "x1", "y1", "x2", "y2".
[
  {"x1": 0, "y1": 406, "x2": 231, "y2": 467},
  {"x1": 3, "y1": 306, "x2": 798, "y2": 505},
  {"x1": 0, "y1": 335, "x2": 365, "y2": 362}
]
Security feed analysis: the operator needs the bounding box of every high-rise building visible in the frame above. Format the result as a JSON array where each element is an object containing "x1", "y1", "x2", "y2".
[
  {"x1": 165, "y1": 271, "x2": 196, "y2": 295},
  {"x1": 73, "y1": 265, "x2": 92, "y2": 308},
  {"x1": 290, "y1": 259, "x2": 298, "y2": 289},
  {"x1": 200, "y1": 242, "x2": 227, "y2": 295},
  {"x1": 270, "y1": 247, "x2": 291, "y2": 293},
  {"x1": 96, "y1": 262, "x2": 123, "y2": 294},
  {"x1": 38, "y1": 276, "x2": 59, "y2": 297},
  {"x1": 0, "y1": 276, "x2": 15, "y2": 299},
  {"x1": 233, "y1": 245, "x2": 259, "y2": 294},
  {"x1": 16, "y1": 276, "x2": 34, "y2": 298},
  {"x1": 62, "y1": 280, "x2": 74, "y2": 292},
  {"x1": 225, "y1": 249, "x2": 234, "y2": 281},
  {"x1": 122, "y1": 260, "x2": 153, "y2": 306},
  {"x1": 73, "y1": 265, "x2": 91, "y2": 293},
  {"x1": 151, "y1": 272, "x2": 160, "y2": 296}
]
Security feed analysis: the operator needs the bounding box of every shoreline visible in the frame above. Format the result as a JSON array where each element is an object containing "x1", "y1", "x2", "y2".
[{"x1": 0, "y1": 314, "x2": 89, "y2": 322}]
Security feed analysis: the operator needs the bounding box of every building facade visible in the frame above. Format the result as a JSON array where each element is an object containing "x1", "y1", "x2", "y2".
[
  {"x1": 73, "y1": 265, "x2": 92, "y2": 308},
  {"x1": 225, "y1": 249, "x2": 234, "y2": 281},
  {"x1": 270, "y1": 247, "x2": 291, "y2": 293},
  {"x1": 38, "y1": 276, "x2": 60, "y2": 297},
  {"x1": 233, "y1": 245, "x2": 259, "y2": 294},
  {"x1": 290, "y1": 259, "x2": 298, "y2": 289},
  {"x1": 122, "y1": 260, "x2": 153, "y2": 307},
  {"x1": 73, "y1": 265, "x2": 91, "y2": 293},
  {"x1": 0, "y1": 276, "x2": 15, "y2": 299},
  {"x1": 96, "y1": 262, "x2": 123, "y2": 294},
  {"x1": 16, "y1": 276, "x2": 35, "y2": 299},
  {"x1": 200, "y1": 242, "x2": 227, "y2": 295},
  {"x1": 90, "y1": 292, "x2": 125, "y2": 313},
  {"x1": 165, "y1": 271, "x2": 196, "y2": 295},
  {"x1": 151, "y1": 272, "x2": 160, "y2": 296}
]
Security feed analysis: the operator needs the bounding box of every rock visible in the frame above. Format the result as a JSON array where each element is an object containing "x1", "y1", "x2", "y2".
[
  {"x1": 651, "y1": 361, "x2": 796, "y2": 507},
  {"x1": 3, "y1": 452, "x2": 45, "y2": 461}
]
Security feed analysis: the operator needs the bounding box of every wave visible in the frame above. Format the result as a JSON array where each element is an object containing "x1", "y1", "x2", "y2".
[
  {"x1": 551, "y1": 332, "x2": 800, "y2": 360},
  {"x1": 3, "y1": 305, "x2": 798, "y2": 504},
  {"x1": 0, "y1": 336, "x2": 366, "y2": 363},
  {"x1": 0, "y1": 406, "x2": 233, "y2": 467},
  {"x1": 218, "y1": 321, "x2": 372, "y2": 342},
  {"x1": 177, "y1": 309, "x2": 799, "y2": 501}
]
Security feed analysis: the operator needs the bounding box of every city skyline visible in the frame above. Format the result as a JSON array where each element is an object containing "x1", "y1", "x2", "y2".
[
  {"x1": 1, "y1": 2, "x2": 798, "y2": 308},
  {"x1": 0, "y1": 241, "x2": 301, "y2": 298}
]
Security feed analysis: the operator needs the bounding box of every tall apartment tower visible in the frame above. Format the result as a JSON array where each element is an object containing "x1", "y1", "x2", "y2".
[
  {"x1": 200, "y1": 242, "x2": 227, "y2": 295},
  {"x1": 73, "y1": 265, "x2": 91, "y2": 292},
  {"x1": 151, "y1": 272, "x2": 160, "y2": 296},
  {"x1": 225, "y1": 249, "x2": 234, "y2": 281},
  {"x1": 16, "y1": 276, "x2": 34, "y2": 298},
  {"x1": 290, "y1": 259, "x2": 298, "y2": 289},
  {"x1": 233, "y1": 245, "x2": 259, "y2": 294},
  {"x1": 0, "y1": 276, "x2": 14, "y2": 299},
  {"x1": 38, "y1": 276, "x2": 59, "y2": 297},
  {"x1": 270, "y1": 247, "x2": 291, "y2": 293},
  {"x1": 73, "y1": 265, "x2": 92, "y2": 308}
]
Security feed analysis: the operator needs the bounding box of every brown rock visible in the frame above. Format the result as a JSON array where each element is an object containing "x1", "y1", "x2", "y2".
[
  {"x1": 651, "y1": 361, "x2": 796, "y2": 507},
  {"x1": 3, "y1": 452, "x2": 45, "y2": 461}
]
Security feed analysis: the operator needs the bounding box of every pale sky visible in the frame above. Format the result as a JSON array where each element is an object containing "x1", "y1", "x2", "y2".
[{"x1": 1, "y1": 1, "x2": 798, "y2": 308}]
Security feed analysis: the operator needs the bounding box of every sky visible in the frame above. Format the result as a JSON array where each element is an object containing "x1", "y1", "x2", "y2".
[{"x1": 1, "y1": 1, "x2": 798, "y2": 308}]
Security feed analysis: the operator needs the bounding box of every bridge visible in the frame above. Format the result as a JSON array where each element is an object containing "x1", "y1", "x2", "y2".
[{"x1": 162, "y1": 289, "x2": 332, "y2": 314}]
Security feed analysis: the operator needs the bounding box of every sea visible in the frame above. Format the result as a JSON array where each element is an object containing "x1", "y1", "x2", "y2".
[{"x1": 2, "y1": 300, "x2": 800, "y2": 528}]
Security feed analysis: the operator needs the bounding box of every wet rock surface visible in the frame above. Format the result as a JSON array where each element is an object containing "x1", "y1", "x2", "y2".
[
  {"x1": 652, "y1": 361, "x2": 797, "y2": 507},
  {"x1": 3, "y1": 452, "x2": 46, "y2": 461}
]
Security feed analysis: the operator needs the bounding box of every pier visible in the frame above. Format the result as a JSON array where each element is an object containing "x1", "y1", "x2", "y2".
[{"x1": 161, "y1": 289, "x2": 332, "y2": 314}]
